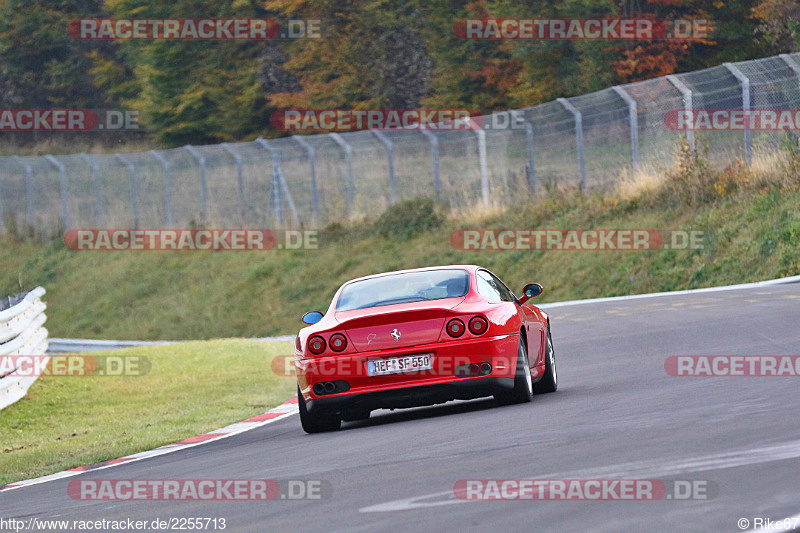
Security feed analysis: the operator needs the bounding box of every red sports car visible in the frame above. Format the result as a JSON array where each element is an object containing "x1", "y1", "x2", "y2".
[{"x1": 294, "y1": 265, "x2": 557, "y2": 433}]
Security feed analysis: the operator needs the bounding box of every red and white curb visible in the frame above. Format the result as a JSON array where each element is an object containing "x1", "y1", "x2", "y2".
[{"x1": 0, "y1": 396, "x2": 298, "y2": 493}]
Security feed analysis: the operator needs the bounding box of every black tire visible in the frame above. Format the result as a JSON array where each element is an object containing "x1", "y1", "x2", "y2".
[
  {"x1": 534, "y1": 326, "x2": 557, "y2": 394},
  {"x1": 494, "y1": 337, "x2": 534, "y2": 405},
  {"x1": 298, "y1": 387, "x2": 341, "y2": 433}
]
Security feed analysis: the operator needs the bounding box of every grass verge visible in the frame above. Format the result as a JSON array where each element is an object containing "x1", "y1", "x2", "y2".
[
  {"x1": 0, "y1": 142, "x2": 798, "y2": 339},
  {"x1": 0, "y1": 339, "x2": 296, "y2": 485}
]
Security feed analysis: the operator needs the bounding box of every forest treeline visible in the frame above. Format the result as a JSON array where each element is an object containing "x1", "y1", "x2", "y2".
[{"x1": 0, "y1": 0, "x2": 798, "y2": 147}]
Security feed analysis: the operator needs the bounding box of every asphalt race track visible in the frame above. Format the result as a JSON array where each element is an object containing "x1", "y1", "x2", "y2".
[{"x1": 3, "y1": 284, "x2": 800, "y2": 532}]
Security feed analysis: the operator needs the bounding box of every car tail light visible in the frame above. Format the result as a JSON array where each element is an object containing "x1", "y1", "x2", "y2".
[
  {"x1": 446, "y1": 319, "x2": 465, "y2": 338},
  {"x1": 329, "y1": 333, "x2": 347, "y2": 352},
  {"x1": 469, "y1": 316, "x2": 488, "y2": 335},
  {"x1": 308, "y1": 336, "x2": 326, "y2": 355}
]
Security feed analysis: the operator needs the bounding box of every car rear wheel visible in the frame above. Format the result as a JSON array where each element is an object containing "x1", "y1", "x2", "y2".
[
  {"x1": 298, "y1": 387, "x2": 342, "y2": 433},
  {"x1": 534, "y1": 326, "x2": 557, "y2": 394},
  {"x1": 494, "y1": 337, "x2": 533, "y2": 405}
]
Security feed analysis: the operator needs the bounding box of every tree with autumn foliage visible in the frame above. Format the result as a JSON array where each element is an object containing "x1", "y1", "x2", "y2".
[
  {"x1": 0, "y1": 0, "x2": 783, "y2": 146},
  {"x1": 264, "y1": 0, "x2": 776, "y2": 116},
  {"x1": 0, "y1": 0, "x2": 127, "y2": 109},
  {"x1": 263, "y1": 0, "x2": 434, "y2": 112},
  {"x1": 751, "y1": 0, "x2": 800, "y2": 53},
  {"x1": 101, "y1": 0, "x2": 274, "y2": 145}
]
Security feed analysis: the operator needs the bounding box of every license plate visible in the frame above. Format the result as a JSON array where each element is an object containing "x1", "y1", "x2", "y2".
[{"x1": 367, "y1": 354, "x2": 433, "y2": 376}]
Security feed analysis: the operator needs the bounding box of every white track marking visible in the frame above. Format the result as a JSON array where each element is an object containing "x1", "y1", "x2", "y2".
[
  {"x1": 360, "y1": 439, "x2": 800, "y2": 512},
  {"x1": 537, "y1": 274, "x2": 800, "y2": 309}
]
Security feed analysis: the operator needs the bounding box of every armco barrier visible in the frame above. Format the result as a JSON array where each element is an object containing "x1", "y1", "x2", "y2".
[
  {"x1": 46, "y1": 335, "x2": 294, "y2": 353},
  {"x1": 0, "y1": 287, "x2": 48, "y2": 410}
]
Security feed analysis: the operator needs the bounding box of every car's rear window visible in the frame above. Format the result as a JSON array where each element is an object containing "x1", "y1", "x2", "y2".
[{"x1": 335, "y1": 269, "x2": 470, "y2": 311}]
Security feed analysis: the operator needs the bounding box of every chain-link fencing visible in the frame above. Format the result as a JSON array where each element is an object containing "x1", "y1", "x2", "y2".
[{"x1": 2, "y1": 52, "x2": 800, "y2": 234}]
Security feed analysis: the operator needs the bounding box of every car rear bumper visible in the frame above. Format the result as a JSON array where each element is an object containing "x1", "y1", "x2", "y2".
[
  {"x1": 297, "y1": 333, "x2": 521, "y2": 412},
  {"x1": 306, "y1": 376, "x2": 514, "y2": 414}
]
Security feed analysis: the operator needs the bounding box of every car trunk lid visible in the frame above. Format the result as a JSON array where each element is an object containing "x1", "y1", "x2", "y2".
[{"x1": 334, "y1": 298, "x2": 464, "y2": 351}]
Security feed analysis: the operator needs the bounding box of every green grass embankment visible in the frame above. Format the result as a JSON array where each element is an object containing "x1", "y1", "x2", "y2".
[{"x1": 0, "y1": 143, "x2": 798, "y2": 340}]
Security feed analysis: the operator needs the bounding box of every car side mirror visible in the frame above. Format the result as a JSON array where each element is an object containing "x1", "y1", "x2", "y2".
[
  {"x1": 302, "y1": 311, "x2": 324, "y2": 325},
  {"x1": 518, "y1": 283, "x2": 543, "y2": 304}
]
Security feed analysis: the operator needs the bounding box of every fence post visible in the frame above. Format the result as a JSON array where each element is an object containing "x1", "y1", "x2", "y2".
[
  {"x1": 115, "y1": 154, "x2": 139, "y2": 230},
  {"x1": 293, "y1": 136, "x2": 320, "y2": 221},
  {"x1": 780, "y1": 54, "x2": 800, "y2": 147},
  {"x1": 724, "y1": 63, "x2": 752, "y2": 167},
  {"x1": 0, "y1": 164, "x2": 4, "y2": 230},
  {"x1": 44, "y1": 155, "x2": 71, "y2": 230},
  {"x1": 255, "y1": 138, "x2": 300, "y2": 226},
  {"x1": 459, "y1": 119, "x2": 490, "y2": 205},
  {"x1": 510, "y1": 110, "x2": 536, "y2": 192},
  {"x1": 220, "y1": 144, "x2": 246, "y2": 225},
  {"x1": 258, "y1": 139, "x2": 299, "y2": 226},
  {"x1": 79, "y1": 154, "x2": 104, "y2": 226},
  {"x1": 779, "y1": 54, "x2": 800, "y2": 87},
  {"x1": 148, "y1": 150, "x2": 173, "y2": 226},
  {"x1": 557, "y1": 98, "x2": 586, "y2": 191},
  {"x1": 12, "y1": 156, "x2": 35, "y2": 228},
  {"x1": 371, "y1": 131, "x2": 397, "y2": 204},
  {"x1": 666, "y1": 75, "x2": 695, "y2": 152},
  {"x1": 254, "y1": 138, "x2": 283, "y2": 226},
  {"x1": 612, "y1": 86, "x2": 640, "y2": 173},
  {"x1": 0, "y1": 169, "x2": 3, "y2": 230},
  {"x1": 477, "y1": 128, "x2": 489, "y2": 206},
  {"x1": 420, "y1": 130, "x2": 441, "y2": 199},
  {"x1": 184, "y1": 145, "x2": 209, "y2": 222},
  {"x1": 328, "y1": 133, "x2": 355, "y2": 217}
]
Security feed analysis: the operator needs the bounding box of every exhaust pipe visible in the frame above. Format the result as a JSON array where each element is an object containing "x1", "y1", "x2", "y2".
[
  {"x1": 312, "y1": 380, "x2": 350, "y2": 395},
  {"x1": 455, "y1": 362, "x2": 492, "y2": 377}
]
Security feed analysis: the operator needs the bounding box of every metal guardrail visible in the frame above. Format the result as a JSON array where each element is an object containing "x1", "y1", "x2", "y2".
[
  {"x1": 46, "y1": 338, "x2": 176, "y2": 354},
  {"x1": 0, "y1": 287, "x2": 48, "y2": 410},
  {"x1": 46, "y1": 336, "x2": 295, "y2": 354}
]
